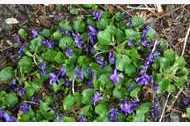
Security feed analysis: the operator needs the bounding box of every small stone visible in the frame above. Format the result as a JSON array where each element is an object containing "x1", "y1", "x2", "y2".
[{"x1": 5, "y1": 18, "x2": 19, "y2": 24}]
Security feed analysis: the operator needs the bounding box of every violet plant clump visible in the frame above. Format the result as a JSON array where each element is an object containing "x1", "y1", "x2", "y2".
[{"x1": 0, "y1": 5, "x2": 189, "y2": 122}]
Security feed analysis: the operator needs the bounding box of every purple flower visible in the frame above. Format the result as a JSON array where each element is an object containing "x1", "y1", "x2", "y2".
[
  {"x1": 92, "y1": 91, "x2": 103, "y2": 105},
  {"x1": 181, "y1": 97, "x2": 190, "y2": 107},
  {"x1": 141, "y1": 26, "x2": 149, "y2": 47},
  {"x1": 31, "y1": 29, "x2": 38, "y2": 38},
  {"x1": 49, "y1": 73, "x2": 59, "y2": 85},
  {"x1": 88, "y1": 25, "x2": 98, "y2": 45},
  {"x1": 92, "y1": 11, "x2": 102, "y2": 21},
  {"x1": 17, "y1": 87, "x2": 25, "y2": 97},
  {"x1": 14, "y1": 34, "x2": 21, "y2": 44},
  {"x1": 73, "y1": 33, "x2": 83, "y2": 49},
  {"x1": 10, "y1": 79, "x2": 17, "y2": 91},
  {"x1": 42, "y1": 40, "x2": 54, "y2": 48},
  {"x1": 18, "y1": 46, "x2": 25, "y2": 56},
  {"x1": 151, "y1": 98, "x2": 161, "y2": 121},
  {"x1": 0, "y1": 110, "x2": 16, "y2": 122},
  {"x1": 128, "y1": 40, "x2": 133, "y2": 47},
  {"x1": 87, "y1": 80, "x2": 93, "y2": 88},
  {"x1": 19, "y1": 103, "x2": 30, "y2": 113},
  {"x1": 65, "y1": 48, "x2": 73, "y2": 58},
  {"x1": 110, "y1": 69, "x2": 120, "y2": 85},
  {"x1": 38, "y1": 62, "x2": 47, "y2": 76},
  {"x1": 136, "y1": 74, "x2": 151, "y2": 86},
  {"x1": 57, "y1": 66, "x2": 66, "y2": 78},
  {"x1": 79, "y1": 115, "x2": 87, "y2": 122},
  {"x1": 64, "y1": 80, "x2": 72, "y2": 88},
  {"x1": 84, "y1": 45, "x2": 95, "y2": 55},
  {"x1": 95, "y1": 55, "x2": 105, "y2": 66},
  {"x1": 108, "y1": 108, "x2": 118, "y2": 122},
  {"x1": 74, "y1": 68, "x2": 84, "y2": 81},
  {"x1": 108, "y1": 50, "x2": 115, "y2": 65},
  {"x1": 120, "y1": 100, "x2": 139, "y2": 115}
]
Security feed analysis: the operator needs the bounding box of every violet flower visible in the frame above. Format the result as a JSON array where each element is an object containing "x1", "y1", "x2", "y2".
[
  {"x1": 92, "y1": 11, "x2": 102, "y2": 21},
  {"x1": 42, "y1": 40, "x2": 54, "y2": 48},
  {"x1": 74, "y1": 68, "x2": 84, "y2": 81},
  {"x1": 92, "y1": 91, "x2": 103, "y2": 105},
  {"x1": 38, "y1": 62, "x2": 47, "y2": 76},
  {"x1": 110, "y1": 69, "x2": 120, "y2": 85},
  {"x1": 108, "y1": 108, "x2": 118, "y2": 122},
  {"x1": 79, "y1": 115, "x2": 87, "y2": 122},
  {"x1": 141, "y1": 26, "x2": 149, "y2": 47},
  {"x1": 49, "y1": 73, "x2": 59, "y2": 85},
  {"x1": 120, "y1": 100, "x2": 139, "y2": 115},
  {"x1": 10, "y1": 79, "x2": 17, "y2": 91},
  {"x1": 88, "y1": 25, "x2": 98, "y2": 45},
  {"x1": 181, "y1": 97, "x2": 190, "y2": 107},
  {"x1": 128, "y1": 40, "x2": 133, "y2": 47},
  {"x1": 73, "y1": 33, "x2": 83, "y2": 49},
  {"x1": 84, "y1": 45, "x2": 95, "y2": 55},
  {"x1": 136, "y1": 74, "x2": 152, "y2": 86},
  {"x1": 19, "y1": 103, "x2": 30, "y2": 113},
  {"x1": 95, "y1": 55, "x2": 105, "y2": 66},
  {"x1": 108, "y1": 50, "x2": 115, "y2": 65},
  {"x1": 57, "y1": 66, "x2": 66, "y2": 78},
  {"x1": 0, "y1": 110, "x2": 16, "y2": 122},
  {"x1": 151, "y1": 98, "x2": 161, "y2": 121},
  {"x1": 64, "y1": 80, "x2": 72, "y2": 88},
  {"x1": 17, "y1": 87, "x2": 25, "y2": 97},
  {"x1": 18, "y1": 46, "x2": 25, "y2": 56},
  {"x1": 31, "y1": 29, "x2": 38, "y2": 38},
  {"x1": 65, "y1": 48, "x2": 73, "y2": 58}
]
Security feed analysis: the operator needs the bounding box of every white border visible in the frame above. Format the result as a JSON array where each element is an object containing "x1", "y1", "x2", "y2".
[
  {"x1": 0, "y1": 122, "x2": 190, "y2": 126},
  {"x1": 0, "y1": 0, "x2": 190, "y2": 4}
]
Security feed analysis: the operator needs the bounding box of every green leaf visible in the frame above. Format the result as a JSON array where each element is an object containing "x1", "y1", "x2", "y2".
[
  {"x1": 146, "y1": 27, "x2": 156, "y2": 41},
  {"x1": 18, "y1": 28, "x2": 28, "y2": 39},
  {"x1": 82, "y1": 89, "x2": 94, "y2": 104},
  {"x1": 63, "y1": 116, "x2": 75, "y2": 122},
  {"x1": 18, "y1": 56, "x2": 33, "y2": 74},
  {"x1": 29, "y1": 37, "x2": 42, "y2": 53},
  {"x1": 158, "y1": 79, "x2": 170, "y2": 92},
  {"x1": 73, "y1": 19, "x2": 86, "y2": 33},
  {"x1": 113, "y1": 85, "x2": 123, "y2": 99},
  {"x1": 0, "y1": 67, "x2": 14, "y2": 81},
  {"x1": 131, "y1": 16, "x2": 144, "y2": 29},
  {"x1": 18, "y1": 109, "x2": 35, "y2": 122},
  {"x1": 54, "y1": 51, "x2": 65, "y2": 64},
  {"x1": 125, "y1": 29, "x2": 141, "y2": 42},
  {"x1": 163, "y1": 49, "x2": 176, "y2": 65},
  {"x1": 124, "y1": 63, "x2": 136, "y2": 76},
  {"x1": 130, "y1": 87, "x2": 141, "y2": 98},
  {"x1": 42, "y1": 49, "x2": 57, "y2": 62},
  {"x1": 53, "y1": 31, "x2": 62, "y2": 40},
  {"x1": 116, "y1": 54, "x2": 131, "y2": 72},
  {"x1": 106, "y1": 25, "x2": 117, "y2": 36},
  {"x1": 81, "y1": 105, "x2": 93, "y2": 116},
  {"x1": 63, "y1": 94, "x2": 75, "y2": 111},
  {"x1": 186, "y1": 108, "x2": 190, "y2": 120},
  {"x1": 96, "y1": 17, "x2": 109, "y2": 30},
  {"x1": 5, "y1": 92, "x2": 18, "y2": 108},
  {"x1": 97, "y1": 30, "x2": 112, "y2": 45},
  {"x1": 115, "y1": 29, "x2": 125, "y2": 43},
  {"x1": 59, "y1": 36, "x2": 74, "y2": 49},
  {"x1": 95, "y1": 103, "x2": 108, "y2": 117},
  {"x1": 40, "y1": 29, "x2": 51, "y2": 38},
  {"x1": 59, "y1": 20, "x2": 72, "y2": 31},
  {"x1": 133, "y1": 102, "x2": 151, "y2": 122},
  {"x1": 25, "y1": 80, "x2": 42, "y2": 98}
]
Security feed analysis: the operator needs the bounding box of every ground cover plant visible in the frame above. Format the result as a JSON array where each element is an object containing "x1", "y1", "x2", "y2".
[{"x1": 0, "y1": 5, "x2": 189, "y2": 122}]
